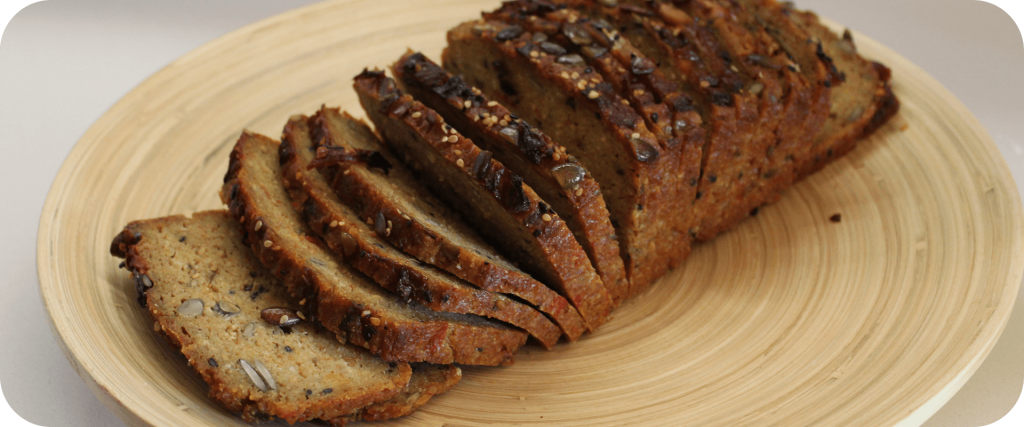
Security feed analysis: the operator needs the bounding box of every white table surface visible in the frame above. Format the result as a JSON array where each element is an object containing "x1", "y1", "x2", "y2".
[{"x1": 1, "y1": 1, "x2": 1021, "y2": 426}]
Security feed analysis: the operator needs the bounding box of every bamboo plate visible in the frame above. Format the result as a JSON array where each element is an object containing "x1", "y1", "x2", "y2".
[{"x1": 36, "y1": 0, "x2": 1023, "y2": 426}]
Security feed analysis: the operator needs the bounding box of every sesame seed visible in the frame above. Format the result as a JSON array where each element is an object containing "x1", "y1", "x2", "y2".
[
  {"x1": 591, "y1": 78, "x2": 600, "y2": 84},
  {"x1": 263, "y1": 240, "x2": 273, "y2": 248},
  {"x1": 577, "y1": 81, "x2": 587, "y2": 90},
  {"x1": 631, "y1": 132, "x2": 641, "y2": 139},
  {"x1": 296, "y1": 311, "x2": 306, "y2": 320},
  {"x1": 529, "y1": 50, "x2": 539, "y2": 58},
  {"x1": 542, "y1": 214, "x2": 553, "y2": 222},
  {"x1": 588, "y1": 91, "x2": 600, "y2": 99},
  {"x1": 571, "y1": 72, "x2": 579, "y2": 79},
  {"x1": 561, "y1": 71, "x2": 570, "y2": 78},
  {"x1": 329, "y1": 220, "x2": 338, "y2": 227},
  {"x1": 499, "y1": 120, "x2": 508, "y2": 126},
  {"x1": 634, "y1": 89, "x2": 644, "y2": 96},
  {"x1": 402, "y1": 214, "x2": 411, "y2": 220},
  {"x1": 300, "y1": 298, "x2": 307, "y2": 305},
  {"x1": 362, "y1": 310, "x2": 371, "y2": 317},
  {"x1": 487, "y1": 101, "x2": 498, "y2": 107},
  {"x1": 279, "y1": 315, "x2": 289, "y2": 325},
  {"x1": 700, "y1": 80, "x2": 710, "y2": 88},
  {"x1": 553, "y1": 153, "x2": 560, "y2": 161},
  {"x1": 621, "y1": 99, "x2": 629, "y2": 105},
  {"x1": 385, "y1": 228, "x2": 391, "y2": 236},
  {"x1": 457, "y1": 159, "x2": 465, "y2": 167},
  {"x1": 454, "y1": 149, "x2": 462, "y2": 155},
  {"x1": 464, "y1": 100, "x2": 472, "y2": 108},
  {"x1": 504, "y1": 115, "x2": 510, "y2": 121},
  {"x1": 576, "y1": 188, "x2": 584, "y2": 196},
  {"x1": 387, "y1": 220, "x2": 392, "y2": 229},
  {"x1": 370, "y1": 317, "x2": 381, "y2": 326},
  {"x1": 412, "y1": 111, "x2": 422, "y2": 118}
]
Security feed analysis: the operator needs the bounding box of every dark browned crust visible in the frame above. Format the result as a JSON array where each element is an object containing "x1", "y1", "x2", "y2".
[
  {"x1": 482, "y1": 3, "x2": 706, "y2": 297},
  {"x1": 111, "y1": 211, "x2": 413, "y2": 424},
  {"x1": 444, "y1": 19, "x2": 690, "y2": 294},
  {"x1": 354, "y1": 69, "x2": 615, "y2": 331},
  {"x1": 393, "y1": 50, "x2": 631, "y2": 303},
  {"x1": 308, "y1": 107, "x2": 588, "y2": 342},
  {"x1": 222, "y1": 131, "x2": 527, "y2": 365},
  {"x1": 279, "y1": 114, "x2": 563, "y2": 349}
]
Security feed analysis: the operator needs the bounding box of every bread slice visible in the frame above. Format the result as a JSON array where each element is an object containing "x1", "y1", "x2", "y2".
[
  {"x1": 354, "y1": 69, "x2": 614, "y2": 331},
  {"x1": 222, "y1": 131, "x2": 527, "y2": 365},
  {"x1": 393, "y1": 51, "x2": 630, "y2": 303},
  {"x1": 279, "y1": 113, "x2": 563, "y2": 349},
  {"x1": 109, "y1": 210, "x2": 414, "y2": 424},
  {"x1": 479, "y1": 4, "x2": 706, "y2": 296},
  {"x1": 443, "y1": 19, "x2": 693, "y2": 293},
  {"x1": 783, "y1": 2, "x2": 899, "y2": 178},
  {"x1": 306, "y1": 106, "x2": 588, "y2": 341}
]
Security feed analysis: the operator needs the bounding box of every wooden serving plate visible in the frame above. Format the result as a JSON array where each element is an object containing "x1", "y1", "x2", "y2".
[{"x1": 36, "y1": 0, "x2": 1023, "y2": 425}]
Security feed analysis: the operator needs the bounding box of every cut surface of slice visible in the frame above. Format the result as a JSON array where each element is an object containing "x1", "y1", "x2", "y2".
[
  {"x1": 393, "y1": 51, "x2": 629, "y2": 303},
  {"x1": 354, "y1": 69, "x2": 614, "y2": 331},
  {"x1": 280, "y1": 113, "x2": 562, "y2": 348},
  {"x1": 109, "y1": 210, "x2": 414, "y2": 424},
  {"x1": 222, "y1": 131, "x2": 527, "y2": 365},
  {"x1": 309, "y1": 106, "x2": 588, "y2": 341}
]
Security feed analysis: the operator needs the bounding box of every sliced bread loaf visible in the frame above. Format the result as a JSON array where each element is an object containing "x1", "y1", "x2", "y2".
[
  {"x1": 222, "y1": 130, "x2": 528, "y2": 365},
  {"x1": 343, "y1": 363, "x2": 461, "y2": 424},
  {"x1": 307, "y1": 106, "x2": 588, "y2": 341},
  {"x1": 354, "y1": 69, "x2": 614, "y2": 331},
  {"x1": 279, "y1": 113, "x2": 563, "y2": 348},
  {"x1": 109, "y1": 210, "x2": 415, "y2": 424},
  {"x1": 393, "y1": 51, "x2": 630, "y2": 303}
]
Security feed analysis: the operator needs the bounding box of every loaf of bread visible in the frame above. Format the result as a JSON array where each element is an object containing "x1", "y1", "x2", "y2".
[{"x1": 107, "y1": 0, "x2": 898, "y2": 423}]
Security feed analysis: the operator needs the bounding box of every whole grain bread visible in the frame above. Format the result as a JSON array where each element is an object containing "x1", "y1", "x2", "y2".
[
  {"x1": 222, "y1": 130, "x2": 528, "y2": 365},
  {"x1": 109, "y1": 210, "x2": 415, "y2": 424},
  {"x1": 354, "y1": 69, "x2": 614, "y2": 331},
  {"x1": 279, "y1": 113, "x2": 563, "y2": 348},
  {"x1": 443, "y1": 19, "x2": 693, "y2": 294},
  {"x1": 393, "y1": 51, "x2": 630, "y2": 303},
  {"x1": 307, "y1": 106, "x2": 588, "y2": 341}
]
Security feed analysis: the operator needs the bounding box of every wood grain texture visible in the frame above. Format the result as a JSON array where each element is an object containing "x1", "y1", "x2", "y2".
[{"x1": 35, "y1": 0, "x2": 1022, "y2": 426}]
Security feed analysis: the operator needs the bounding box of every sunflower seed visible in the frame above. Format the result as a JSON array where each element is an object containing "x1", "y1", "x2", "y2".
[
  {"x1": 254, "y1": 360, "x2": 278, "y2": 391},
  {"x1": 240, "y1": 360, "x2": 266, "y2": 392},
  {"x1": 214, "y1": 301, "x2": 240, "y2": 316},
  {"x1": 551, "y1": 163, "x2": 587, "y2": 189},
  {"x1": 243, "y1": 322, "x2": 257, "y2": 338},
  {"x1": 177, "y1": 299, "x2": 204, "y2": 317}
]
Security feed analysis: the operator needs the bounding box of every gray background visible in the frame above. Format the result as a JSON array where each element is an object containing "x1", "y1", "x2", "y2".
[{"x1": 1, "y1": 0, "x2": 1021, "y2": 426}]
